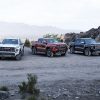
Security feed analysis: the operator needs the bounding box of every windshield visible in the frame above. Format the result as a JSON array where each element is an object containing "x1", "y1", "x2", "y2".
[
  {"x1": 45, "y1": 39, "x2": 59, "y2": 43},
  {"x1": 2, "y1": 39, "x2": 18, "y2": 44},
  {"x1": 85, "y1": 39, "x2": 96, "y2": 44}
]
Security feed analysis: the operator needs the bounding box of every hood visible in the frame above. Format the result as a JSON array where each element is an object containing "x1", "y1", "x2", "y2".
[
  {"x1": 0, "y1": 44, "x2": 19, "y2": 48},
  {"x1": 47, "y1": 42, "x2": 66, "y2": 46},
  {"x1": 90, "y1": 42, "x2": 100, "y2": 45}
]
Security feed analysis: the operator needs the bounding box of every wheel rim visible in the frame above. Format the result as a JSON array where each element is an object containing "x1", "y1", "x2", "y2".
[
  {"x1": 16, "y1": 54, "x2": 21, "y2": 60},
  {"x1": 70, "y1": 47, "x2": 74, "y2": 53},
  {"x1": 47, "y1": 50, "x2": 53, "y2": 57},
  {"x1": 32, "y1": 48, "x2": 36, "y2": 54},
  {"x1": 21, "y1": 50, "x2": 24, "y2": 56},
  {"x1": 85, "y1": 49, "x2": 91, "y2": 56}
]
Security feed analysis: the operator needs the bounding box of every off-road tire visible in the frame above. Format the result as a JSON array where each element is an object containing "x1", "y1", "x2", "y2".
[
  {"x1": 70, "y1": 47, "x2": 75, "y2": 54},
  {"x1": 32, "y1": 47, "x2": 36, "y2": 55},
  {"x1": 47, "y1": 49, "x2": 53, "y2": 57},
  {"x1": 21, "y1": 49, "x2": 24, "y2": 56},
  {"x1": 84, "y1": 48, "x2": 91, "y2": 56},
  {"x1": 15, "y1": 53, "x2": 21, "y2": 60}
]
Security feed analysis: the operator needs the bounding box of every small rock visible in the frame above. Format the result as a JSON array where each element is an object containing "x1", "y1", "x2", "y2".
[
  {"x1": 75, "y1": 96, "x2": 79, "y2": 99},
  {"x1": 63, "y1": 88, "x2": 67, "y2": 91},
  {"x1": 68, "y1": 95, "x2": 71, "y2": 97},
  {"x1": 48, "y1": 94, "x2": 51, "y2": 97},
  {"x1": 10, "y1": 91, "x2": 15, "y2": 96},
  {"x1": 10, "y1": 93, "x2": 15, "y2": 96},
  {"x1": 53, "y1": 95, "x2": 58, "y2": 99}
]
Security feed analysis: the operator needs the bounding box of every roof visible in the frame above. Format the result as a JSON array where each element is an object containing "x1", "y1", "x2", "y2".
[
  {"x1": 77, "y1": 38, "x2": 92, "y2": 40},
  {"x1": 38, "y1": 38, "x2": 54, "y2": 39},
  {"x1": 2, "y1": 38, "x2": 20, "y2": 40}
]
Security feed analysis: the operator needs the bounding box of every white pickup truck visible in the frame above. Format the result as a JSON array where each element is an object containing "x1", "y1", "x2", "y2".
[{"x1": 0, "y1": 38, "x2": 24, "y2": 60}]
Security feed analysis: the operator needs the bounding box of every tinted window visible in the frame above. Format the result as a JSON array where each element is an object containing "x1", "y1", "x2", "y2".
[
  {"x1": 38, "y1": 39, "x2": 43, "y2": 43},
  {"x1": 85, "y1": 39, "x2": 96, "y2": 44},
  {"x1": 2, "y1": 39, "x2": 18, "y2": 44},
  {"x1": 45, "y1": 39, "x2": 59, "y2": 43},
  {"x1": 75, "y1": 39, "x2": 81, "y2": 44}
]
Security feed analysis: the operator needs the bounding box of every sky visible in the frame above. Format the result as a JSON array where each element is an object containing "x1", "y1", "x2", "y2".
[{"x1": 0, "y1": 0, "x2": 100, "y2": 31}]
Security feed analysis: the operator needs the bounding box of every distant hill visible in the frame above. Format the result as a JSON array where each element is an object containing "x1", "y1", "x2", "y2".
[{"x1": 0, "y1": 22, "x2": 80, "y2": 41}]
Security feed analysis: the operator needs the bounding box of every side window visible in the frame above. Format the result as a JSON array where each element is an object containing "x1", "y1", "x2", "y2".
[
  {"x1": 43, "y1": 39, "x2": 46, "y2": 43},
  {"x1": 38, "y1": 39, "x2": 43, "y2": 43},
  {"x1": 80, "y1": 39, "x2": 85, "y2": 44},
  {"x1": 75, "y1": 39, "x2": 81, "y2": 44}
]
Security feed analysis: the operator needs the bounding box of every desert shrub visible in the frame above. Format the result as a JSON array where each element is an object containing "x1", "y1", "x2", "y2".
[
  {"x1": 28, "y1": 95, "x2": 37, "y2": 100},
  {"x1": 18, "y1": 74, "x2": 40, "y2": 95},
  {"x1": 0, "y1": 86, "x2": 9, "y2": 91},
  {"x1": 41, "y1": 97, "x2": 46, "y2": 100},
  {"x1": 24, "y1": 39, "x2": 31, "y2": 47},
  {"x1": 18, "y1": 81, "x2": 28, "y2": 93}
]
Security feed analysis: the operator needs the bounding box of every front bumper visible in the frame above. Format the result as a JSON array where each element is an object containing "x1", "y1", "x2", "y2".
[
  {"x1": 92, "y1": 49, "x2": 100, "y2": 54},
  {"x1": 55, "y1": 51, "x2": 66, "y2": 56},
  {"x1": 0, "y1": 51, "x2": 19, "y2": 57},
  {"x1": 52, "y1": 47, "x2": 67, "y2": 55}
]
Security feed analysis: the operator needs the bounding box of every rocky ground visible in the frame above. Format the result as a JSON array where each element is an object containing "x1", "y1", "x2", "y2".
[
  {"x1": 1, "y1": 79, "x2": 100, "y2": 100},
  {"x1": 40, "y1": 79, "x2": 100, "y2": 100},
  {"x1": 0, "y1": 47, "x2": 100, "y2": 100}
]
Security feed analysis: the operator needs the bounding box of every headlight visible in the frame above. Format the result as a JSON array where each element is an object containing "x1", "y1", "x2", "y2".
[
  {"x1": 16, "y1": 49, "x2": 19, "y2": 52},
  {"x1": 15, "y1": 48, "x2": 20, "y2": 53},
  {"x1": 91, "y1": 45, "x2": 95, "y2": 49}
]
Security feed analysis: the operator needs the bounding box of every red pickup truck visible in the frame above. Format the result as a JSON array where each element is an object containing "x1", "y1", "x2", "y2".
[{"x1": 31, "y1": 38, "x2": 68, "y2": 57}]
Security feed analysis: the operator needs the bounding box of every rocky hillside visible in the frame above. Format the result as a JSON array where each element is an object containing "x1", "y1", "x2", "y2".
[{"x1": 64, "y1": 26, "x2": 100, "y2": 44}]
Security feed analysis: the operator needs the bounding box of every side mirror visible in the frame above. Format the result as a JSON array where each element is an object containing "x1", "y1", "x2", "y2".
[{"x1": 20, "y1": 43, "x2": 24, "y2": 45}]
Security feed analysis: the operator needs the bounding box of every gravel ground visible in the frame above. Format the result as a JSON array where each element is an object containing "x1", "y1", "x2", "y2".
[{"x1": 0, "y1": 47, "x2": 100, "y2": 100}]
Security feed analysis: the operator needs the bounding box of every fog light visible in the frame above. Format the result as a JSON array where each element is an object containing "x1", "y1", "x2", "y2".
[{"x1": 15, "y1": 49, "x2": 19, "y2": 53}]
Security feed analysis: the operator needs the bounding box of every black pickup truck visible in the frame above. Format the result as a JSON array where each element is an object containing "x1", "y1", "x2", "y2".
[{"x1": 69, "y1": 38, "x2": 100, "y2": 56}]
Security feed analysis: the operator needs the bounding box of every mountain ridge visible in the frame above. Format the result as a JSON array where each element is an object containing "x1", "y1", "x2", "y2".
[{"x1": 0, "y1": 22, "x2": 81, "y2": 40}]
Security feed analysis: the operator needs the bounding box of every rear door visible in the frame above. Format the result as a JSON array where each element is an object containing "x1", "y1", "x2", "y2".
[
  {"x1": 74, "y1": 39, "x2": 81, "y2": 51},
  {"x1": 40, "y1": 39, "x2": 47, "y2": 53},
  {"x1": 78, "y1": 39, "x2": 85, "y2": 52}
]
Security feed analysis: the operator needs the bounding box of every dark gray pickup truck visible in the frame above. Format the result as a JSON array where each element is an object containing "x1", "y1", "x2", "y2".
[{"x1": 69, "y1": 38, "x2": 100, "y2": 56}]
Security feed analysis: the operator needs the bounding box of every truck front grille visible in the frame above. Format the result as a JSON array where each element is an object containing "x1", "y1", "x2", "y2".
[
  {"x1": 0, "y1": 47, "x2": 15, "y2": 52},
  {"x1": 0, "y1": 53, "x2": 15, "y2": 56},
  {"x1": 57, "y1": 45, "x2": 66, "y2": 50}
]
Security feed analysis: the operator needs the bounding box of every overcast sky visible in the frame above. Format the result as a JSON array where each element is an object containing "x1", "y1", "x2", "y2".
[{"x1": 0, "y1": 0, "x2": 100, "y2": 31}]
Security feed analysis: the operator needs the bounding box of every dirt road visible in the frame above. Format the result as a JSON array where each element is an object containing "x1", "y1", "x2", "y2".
[
  {"x1": 0, "y1": 47, "x2": 100, "y2": 100},
  {"x1": 0, "y1": 47, "x2": 100, "y2": 85}
]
